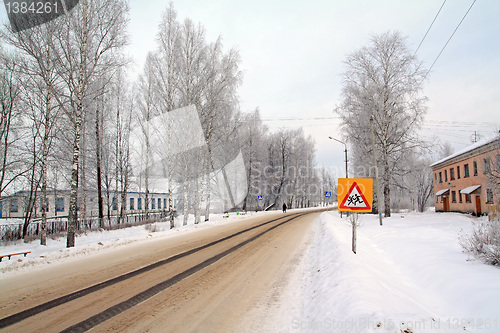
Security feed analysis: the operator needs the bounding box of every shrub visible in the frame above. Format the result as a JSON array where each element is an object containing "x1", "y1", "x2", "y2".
[
  {"x1": 144, "y1": 223, "x2": 163, "y2": 233},
  {"x1": 459, "y1": 220, "x2": 500, "y2": 266}
]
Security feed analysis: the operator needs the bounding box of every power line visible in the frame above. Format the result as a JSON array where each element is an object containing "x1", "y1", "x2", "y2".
[
  {"x1": 258, "y1": 116, "x2": 340, "y2": 122},
  {"x1": 427, "y1": 0, "x2": 477, "y2": 74},
  {"x1": 415, "y1": 0, "x2": 447, "y2": 54}
]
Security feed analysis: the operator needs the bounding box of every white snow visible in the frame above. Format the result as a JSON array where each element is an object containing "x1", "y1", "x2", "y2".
[
  {"x1": 283, "y1": 210, "x2": 500, "y2": 333},
  {"x1": 2, "y1": 209, "x2": 500, "y2": 333},
  {"x1": 0, "y1": 212, "x2": 253, "y2": 276}
]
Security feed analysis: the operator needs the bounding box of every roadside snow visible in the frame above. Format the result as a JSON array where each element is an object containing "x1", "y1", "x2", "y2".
[
  {"x1": 0, "y1": 212, "x2": 254, "y2": 276},
  {"x1": 288, "y1": 211, "x2": 500, "y2": 333},
  {"x1": 4, "y1": 209, "x2": 500, "y2": 333}
]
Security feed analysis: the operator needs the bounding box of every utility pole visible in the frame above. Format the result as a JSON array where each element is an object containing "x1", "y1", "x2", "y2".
[
  {"x1": 370, "y1": 116, "x2": 383, "y2": 226},
  {"x1": 329, "y1": 137, "x2": 348, "y2": 217}
]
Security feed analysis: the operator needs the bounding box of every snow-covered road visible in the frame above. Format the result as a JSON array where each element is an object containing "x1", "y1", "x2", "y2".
[{"x1": 2, "y1": 209, "x2": 500, "y2": 332}]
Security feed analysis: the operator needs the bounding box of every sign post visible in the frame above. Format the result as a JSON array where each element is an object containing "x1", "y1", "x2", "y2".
[{"x1": 338, "y1": 178, "x2": 373, "y2": 254}]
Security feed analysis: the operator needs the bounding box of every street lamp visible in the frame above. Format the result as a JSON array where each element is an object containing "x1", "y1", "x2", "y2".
[
  {"x1": 329, "y1": 137, "x2": 348, "y2": 218},
  {"x1": 329, "y1": 137, "x2": 348, "y2": 178}
]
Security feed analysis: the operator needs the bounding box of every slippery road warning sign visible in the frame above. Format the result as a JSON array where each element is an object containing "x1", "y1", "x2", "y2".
[{"x1": 338, "y1": 178, "x2": 373, "y2": 212}]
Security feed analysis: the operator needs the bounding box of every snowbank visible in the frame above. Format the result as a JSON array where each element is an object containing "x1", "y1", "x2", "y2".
[
  {"x1": 0, "y1": 212, "x2": 255, "y2": 277},
  {"x1": 292, "y1": 211, "x2": 500, "y2": 333}
]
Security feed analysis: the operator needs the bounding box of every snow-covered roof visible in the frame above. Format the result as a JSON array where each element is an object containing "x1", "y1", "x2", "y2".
[
  {"x1": 460, "y1": 185, "x2": 481, "y2": 194},
  {"x1": 430, "y1": 135, "x2": 500, "y2": 168},
  {"x1": 435, "y1": 188, "x2": 449, "y2": 196}
]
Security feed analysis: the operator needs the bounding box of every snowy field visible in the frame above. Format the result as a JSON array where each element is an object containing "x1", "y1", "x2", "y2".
[{"x1": 285, "y1": 210, "x2": 500, "y2": 333}]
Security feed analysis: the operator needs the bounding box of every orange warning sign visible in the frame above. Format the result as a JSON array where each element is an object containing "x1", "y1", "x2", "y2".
[{"x1": 338, "y1": 178, "x2": 373, "y2": 212}]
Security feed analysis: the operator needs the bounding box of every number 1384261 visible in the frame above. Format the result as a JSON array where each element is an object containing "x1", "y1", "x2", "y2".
[{"x1": 5, "y1": 1, "x2": 59, "y2": 14}]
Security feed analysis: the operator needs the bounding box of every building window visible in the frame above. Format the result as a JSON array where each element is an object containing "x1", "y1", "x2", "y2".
[
  {"x1": 138, "y1": 198, "x2": 142, "y2": 210},
  {"x1": 55, "y1": 197, "x2": 64, "y2": 212},
  {"x1": 112, "y1": 197, "x2": 117, "y2": 211},
  {"x1": 464, "y1": 164, "x2": 470, "y2": 177},
  {"x1": 10, "y1": 198, "x2": 18, "y2": 213},
  {"x1": 473, "y1": 161, "x2": 478, "y2": 176},
  {"x1": 130, "y1": 198, "x2": 135, "y2": 211},
  {"x1": 450, "y1": 168, "x2": 455, "y2": 180},
  {"x1": 439, "y1": 172, "x2": 443, "y2": 183},
  {"x1": 158, "y1": 198, "x2": 162, "y2": 209},
  {"x1": 483, "y1": 158, "x2": 491, "y2": 174},
  {"x1": 445, "y1": 170, "x2": 448, "y2": 182},
  {"x1": 164, "y1": 198, "x2": 167, "y2": 209},
  {"x1": 459, "y1": 192, "x2": 462, "y2": 203},
  {"x1": 151, "y1": 198, "x2": 155, "y2": 210},
  {"x1": 436, "y1": 195, "x2": 439, "y2": 203},
  {"x1": 452, "y1": 191, "x2": 457, "y2": 203},
  {"x1": 465, "y1": 194, "x2": 471, "y2": 203},
  {"x1": 40, "y1": 197, "x2": 49, "y2": 212},
  {"x1": 457, "y1": 166, "x2": 461, "y2": 179},
  {"x1": 486, "y1": 189, "x2": 494, "y2": 204}
]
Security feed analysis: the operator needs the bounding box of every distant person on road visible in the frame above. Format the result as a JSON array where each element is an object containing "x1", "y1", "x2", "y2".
[{"x1": 282, "y1": 203, "x2": 287, "y2": 213}]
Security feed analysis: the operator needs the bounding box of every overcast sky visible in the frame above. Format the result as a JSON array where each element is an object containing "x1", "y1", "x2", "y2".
[
  {"x1": 127, "y1": 0, "x2": 500, "y2": 173},
  {"x1": 4, "y1": 1, "x2": 498, "y2": 175}
]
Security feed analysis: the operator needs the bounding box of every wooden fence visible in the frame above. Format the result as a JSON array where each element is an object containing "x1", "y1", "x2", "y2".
[{"x1": 0, "y1": 211, "x2": 172, "y2": 243}]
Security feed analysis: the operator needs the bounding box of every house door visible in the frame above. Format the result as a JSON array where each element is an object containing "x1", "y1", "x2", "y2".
[
  {"x1": 475, "y1": 196, "x2": 482, "y2": 216},
  {"x1": 443, "y1": 197, "x2": 450, "y2": 212}
]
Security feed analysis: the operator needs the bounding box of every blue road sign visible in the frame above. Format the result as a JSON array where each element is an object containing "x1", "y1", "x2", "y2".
[
  {"x1": 325, "y1": 191, "x2": 332, "y2": 198},
  {"x1": 257, "y1": 195, "x2": 263, "y2": 201}
]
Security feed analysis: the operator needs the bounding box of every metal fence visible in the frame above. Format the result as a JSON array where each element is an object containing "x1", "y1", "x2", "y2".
[{"x1": 0, "y1": 211, "x2": 171, "y2": 243}]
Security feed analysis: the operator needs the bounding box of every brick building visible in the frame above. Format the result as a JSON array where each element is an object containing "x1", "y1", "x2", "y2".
[{"x1": 431, "y1": 136, "x2": 500, "y2": 216}]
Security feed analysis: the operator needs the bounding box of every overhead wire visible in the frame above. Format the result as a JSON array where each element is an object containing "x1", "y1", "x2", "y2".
[
  {"x1": 426, "y1": 0, "x2": 477, "y2": 74},
  {"x1": 414, "y1": 0, "x2": 447, "y2": 55}
]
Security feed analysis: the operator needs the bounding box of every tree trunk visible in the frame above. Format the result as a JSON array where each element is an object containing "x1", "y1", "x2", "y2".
[
  {"x1": 204, "y1": 170, "x2": 211, "y2": 222},
  {"x1": 383, "y1": 158, "x2": 391, "y2": 217},
  {"x1": 169, "y1": 181, "x2": 175, "y2": 229},
  {"x1": 194, "y1": 178, "x2": 200, "y2": 224},
  {"x1": 67, "y1": 0, "x2": 89, "y2": 248},
  {"x1": 67, "y1": 113, "x2": 82, "y2": 248},
  {"x1": 183, "y1": 164, "x2": 189, "y2": 226},
  {"x1": 95, "y1": 105, "x2": 105, "y2": 228},
  {"x1": 40, "y1": 88, "x2": 51, "y2": 245},
  {"x1": 81, "y1": 111, "x2": 87, "y2": 227}
]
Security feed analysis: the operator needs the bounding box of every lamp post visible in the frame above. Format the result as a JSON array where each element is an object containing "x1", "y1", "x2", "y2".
[
  {"x1": 329, "y1": 137, "x2": 348, "y2": 178},
  {"x1": 329, "y1": 137, "x2": 348, "y2": 218}
]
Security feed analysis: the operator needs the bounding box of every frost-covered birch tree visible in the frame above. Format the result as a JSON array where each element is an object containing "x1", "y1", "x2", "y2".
[
  {"x1": 0, "y1": 50, "x2": 23, "y2": 199},
  {"x1": 49, "y1": 0, "x2": 129, "y2": 247},
  {"x1": 336, "y1": 31, "x2": 428, "y2": 217},
  {"x1": 154, "y1": 3, "x2": 180, "y2": 227}
]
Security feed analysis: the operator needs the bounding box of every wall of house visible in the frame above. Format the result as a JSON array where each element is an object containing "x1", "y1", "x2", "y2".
[
  {"x1": 0, "y1": 191, "x2": 172, "y2": 219},
  {"x1": 433, "y1": 148, "x2": 499, "y2": 216}
]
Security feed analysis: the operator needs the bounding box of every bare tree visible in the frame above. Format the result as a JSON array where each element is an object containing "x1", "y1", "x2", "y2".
[
  {"x1": 152, "y1": 3, "x2": 181, "y2": 227},
  {"x1": 240, "y1": 109, "x2": 267, "y2": 210},
  {"x1": 48, "y1": 0, "x2": 129, "y2": 247},
  {"x1": 337, "y1": 31, "x2": 428, "y2": 217},
  {"x1": 199, "y1": 38, "x2": 242, "y2": 219},
  {"x1": 136, "y1": 53, "x2": 159, "y2": 220},
  {"x1": 2, "y1": 15, "x2": 69, "y2": 244},
  {"x1": 0, "y1": 50, "x2": 23, "y2": 199}
]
